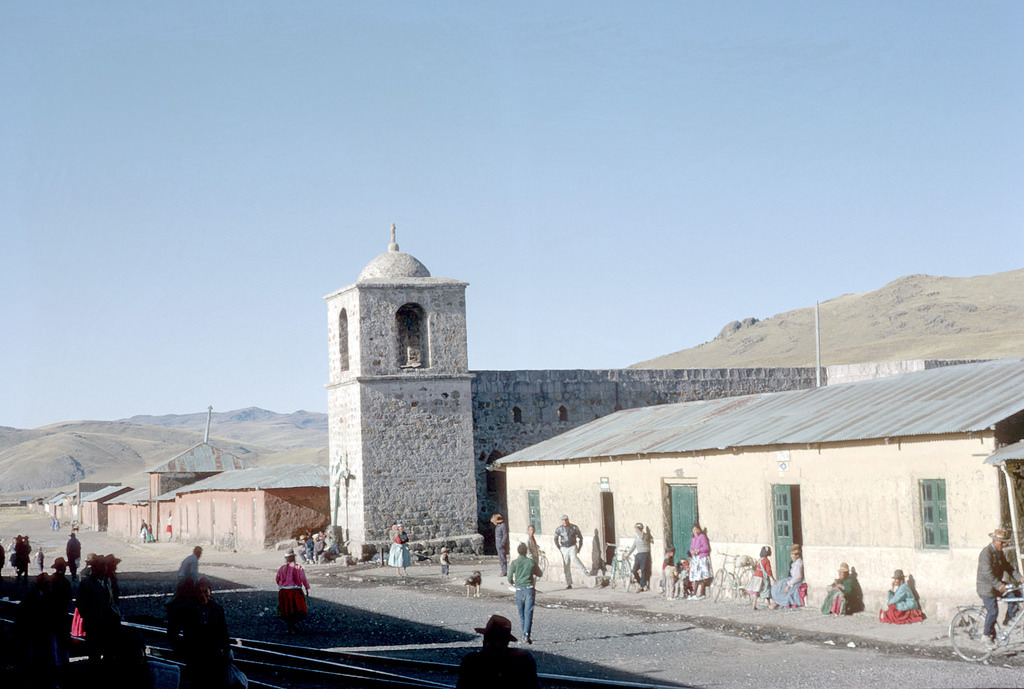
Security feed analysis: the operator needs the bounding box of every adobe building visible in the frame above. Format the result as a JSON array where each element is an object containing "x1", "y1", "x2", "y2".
[
  {"x1": 153, "y1": 464, "x2": 329, "y2": 550},
  {"x1": 148, "y1": 440, "x2": 247, "y2": 537},
  {"x1": 493, "y1": 357, "x2": 1024, "y2": 616}
]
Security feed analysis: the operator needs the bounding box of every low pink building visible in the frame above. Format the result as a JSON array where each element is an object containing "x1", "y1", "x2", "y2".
[{"x1": 153, "y1": 464, "x2": 329, "y2": 551}]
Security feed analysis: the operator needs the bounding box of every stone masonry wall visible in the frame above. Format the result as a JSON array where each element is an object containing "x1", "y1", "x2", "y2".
[
  {"x1": 471, "y1": 367, "x2": 822, "y2": 532},
  {"x1": 359, "y1": 377, "x2": 475, "y2": 551}
]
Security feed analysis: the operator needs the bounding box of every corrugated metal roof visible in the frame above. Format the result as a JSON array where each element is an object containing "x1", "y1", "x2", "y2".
[
  {"x1": 105, "y1": 488, "x2": 150, "y2": 505},
  {"x1": 495, "y1": 358, "x2": 1024, "y2": 466},
  {"x1": 986, "y1": 440, "x2": 1024, "y2": 465},
  {"x1": 45, "y1": 493, "x2": 69, "y2": 504},
  {"x1": 154, "y1": 464, "x2": 328, "y2": 500},
  {"x1": 149, "y1": 442, "x2": 248, "y2": 473},
  {"x1": 80, "y1": 485, "x2": 131, "y2": 503}
]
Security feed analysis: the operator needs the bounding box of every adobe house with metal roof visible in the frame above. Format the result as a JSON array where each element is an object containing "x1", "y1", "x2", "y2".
[
  {"x1": 493, "y1": 358, "x2": 1024, "y2": 617},
  {"x1": 153, "y1": 464, "x2": 329, "y2": 550},
  {"x1": 147, "y1": 440, "x2": 248, "y2": 538},
  {"x1": 105, "y1": 488, "x2": 151, "y2": 541},
  {"x1": 80, "y1": 484, "x2": 135, "y2": 531}
]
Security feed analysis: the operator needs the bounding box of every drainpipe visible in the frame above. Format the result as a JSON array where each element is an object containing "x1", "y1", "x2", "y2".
[
  {"x1": 999, "y1": 464, "x2": 1024, "y2": 577},
  {"x1": 815, "y1": 301, "x2": 821, "y2": 388}
]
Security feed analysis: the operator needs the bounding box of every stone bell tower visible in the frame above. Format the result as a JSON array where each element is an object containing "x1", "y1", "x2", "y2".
[{"x1": 325, "y1": 225, "x2": 476, "y2": 557}]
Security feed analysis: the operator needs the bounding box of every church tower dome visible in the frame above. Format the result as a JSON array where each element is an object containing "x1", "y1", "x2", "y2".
[{"x1": 357, "y1": 223, "x2": 431, "y2": 281}]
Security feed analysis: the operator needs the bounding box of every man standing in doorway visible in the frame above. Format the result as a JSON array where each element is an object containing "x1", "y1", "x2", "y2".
[
  {"x1": 977, "y1": 527, "x2": 1018, "y2": 646},
  {"x1": 553, "y1": 515, "x2": 588, "y2": 589}
]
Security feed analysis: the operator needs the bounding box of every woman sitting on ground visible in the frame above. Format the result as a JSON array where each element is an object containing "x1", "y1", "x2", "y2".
[
  {"x1": 820, "y1": 562, "x2": 863, "y2": 615},
  {"x1": 769, "y1": 544, "x2": 805, "y2": 609},
  {"x1": 879, "y1": 569, "x2": 925, "y2": 624}
]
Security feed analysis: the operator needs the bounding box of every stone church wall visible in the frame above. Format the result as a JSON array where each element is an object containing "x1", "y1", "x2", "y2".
[{"x1": 471, "y1": 367, "x2": 822, "y2": 530}]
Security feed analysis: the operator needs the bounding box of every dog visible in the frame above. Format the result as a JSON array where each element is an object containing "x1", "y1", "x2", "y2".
[{"x1": 465, "y1": 570, "x2": 482, "y2": 597}]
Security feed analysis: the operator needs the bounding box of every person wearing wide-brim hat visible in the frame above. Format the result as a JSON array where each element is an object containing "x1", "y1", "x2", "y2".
[
  {"x1": 457, "y1": 614, "x2": 539, "y2": 689},
  {"x1": 978, "y1": 526, "x2": 1019, "y2": 646},
  {"x1": 276, "y1": 548, "x2": 310, "y2": 634},
  {"x1": 75, "y1": 550, "x2": 122, "y2": 666},
  {"x1": 880, "y1": 568, "x2": 924, "y2": 624}
]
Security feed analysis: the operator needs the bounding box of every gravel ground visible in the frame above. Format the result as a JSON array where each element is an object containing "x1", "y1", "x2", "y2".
[{"x1": 3, "y1": 510, "x2": 1022, "y2": 688}]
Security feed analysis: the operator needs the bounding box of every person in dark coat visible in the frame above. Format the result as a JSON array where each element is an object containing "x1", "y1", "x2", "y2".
[
  {"x1": 15, "y1": 535, "x2": 31, "y2": 585},
  {"x1": 457, "y1": 614, "x2": 540, "y2": 689},
  {"x1": 167, "y1": 576, "x2": 231, "y2": 689},
  {"x1": 66, "y1": 532, "x2": 82, "y2": 581},
  {"x1": 492, "y1": 514, "x2": 509, "y2": 576},
  {"x1": 49, "y1": 557, "x2": 74, "y2": 669},
  {"x1": 75, "y1": 554, "x2": 122, "y2": 667}
]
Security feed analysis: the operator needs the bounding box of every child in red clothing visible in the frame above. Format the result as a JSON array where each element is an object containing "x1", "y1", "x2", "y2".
[{"x1": 751, "y1": 546, "x2": 774, "y2": 610}]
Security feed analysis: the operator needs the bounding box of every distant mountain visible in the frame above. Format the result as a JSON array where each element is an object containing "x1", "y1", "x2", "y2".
[
  {"x1": 631, "y1": 269, "x2": 1024, "y2": 369},
  {"x1": 0, "y1": 409, "x2": 327, "y2": 496}
]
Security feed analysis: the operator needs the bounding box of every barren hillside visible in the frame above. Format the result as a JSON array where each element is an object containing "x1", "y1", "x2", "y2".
[{"x1": 632, "y1": 269, "x2": 1024, "y2": 369}]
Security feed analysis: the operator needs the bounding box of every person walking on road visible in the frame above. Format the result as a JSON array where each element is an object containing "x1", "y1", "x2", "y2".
[
  {"x1": 66, "y1": 532, "x2": 81, "y2": 581},
  {"x1": 508, "y1": 542, "x2": 543, "y2": 644},
  {"x1": 978, "y1": 527, "x2": 1019, "y2": 646},
  {"x1": 553, "y1": 515, "x2": 589, "y2": 589},
  {"x1": 276, "y1": 549, "x2": 310, "y2": 634},
  {"x1": 178, "y1": 546, "x2": 202, "y2": 583}
]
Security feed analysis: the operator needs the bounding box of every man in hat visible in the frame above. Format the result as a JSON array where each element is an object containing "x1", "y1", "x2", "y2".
[
  {"x1": 553, "y1": 514, "x2": 588, "y2": 589},
  {"x1": 977, "y1": 527, "x2": 1019, "y2": 645},
  {"x1": 492, "y1": 514, "x2": 509, "y2": 576},
  {"x1": 456, "y1": 614, "x2": 539, "y2": 689},
  {"x1": 76, "y1": 553, "x2": 122, "y2": 666},
  {"x1": 49, "y1": 557, "x2": 74, "y2": 667}
]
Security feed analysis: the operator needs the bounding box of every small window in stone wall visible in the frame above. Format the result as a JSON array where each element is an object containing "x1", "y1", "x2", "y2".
[
  {"x1": 339, "y1": 309, "x2": 349, "y2": 371},
  {"x1": 558, "y1": 405, "x2": 568, "y2": 423},
  {"x1": 513, "y1": 406, "x2": 523, "y2": 424},
  {"x1": 396, "y1": 303, "x2": 428, "y2": 368}
]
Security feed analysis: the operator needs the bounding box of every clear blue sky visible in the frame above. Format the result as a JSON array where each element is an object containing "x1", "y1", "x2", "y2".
[{"x1": 2, "y1": 2, "x2": 1021, "y2": 429}]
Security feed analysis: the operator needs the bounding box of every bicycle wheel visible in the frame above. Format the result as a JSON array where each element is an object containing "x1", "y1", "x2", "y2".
[
  {"x1": 736, "y1": 568, "x2": 754, "y2": 601},
  {"x1": 712, "y1": 569, "x2": 732, "y2": 602},
  {"x1": 949, "y1": 607, "x2": 994, "y2": 662},
  {"x1": 622, "y1": 559, "x2": 636, "y2": 591},
  {"x1": 609, "y1": 559, "x2": 620, "y2": 588}
]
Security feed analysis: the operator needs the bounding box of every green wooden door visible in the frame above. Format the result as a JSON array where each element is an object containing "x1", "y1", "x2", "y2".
[
  {"x1": 670, "y1": 485, "x2": 698, "y2": 556},
  {"x1": 527, "y1": 490, "x2": 542, "y2": 532},
  {"x1": 772, "y1": 484, "x2": 802, "y2": 577}
]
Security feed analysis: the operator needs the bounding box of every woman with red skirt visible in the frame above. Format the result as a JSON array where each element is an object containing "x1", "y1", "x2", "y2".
[{"x1": 276, "y1": 549, "x2": 310, "y2": 634}]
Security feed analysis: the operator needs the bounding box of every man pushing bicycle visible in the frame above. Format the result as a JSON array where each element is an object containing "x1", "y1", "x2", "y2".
[{"x1": 977, "y1": 527, "x2": 1019, "y2": 647}]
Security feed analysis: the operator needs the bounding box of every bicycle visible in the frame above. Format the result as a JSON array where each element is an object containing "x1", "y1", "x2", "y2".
[
  {"x1": 949, "y1": 590, "x2": 1024, "y2": 662},
  {"x1": 534, "y1": 547, "x2": 549, "y2": 574},
  {"x1": 711, "y1": 553, "x2": 756, "y2": 602},
  {"x1": 609, "y1": 547, "x2": 635, "y2": 591}
]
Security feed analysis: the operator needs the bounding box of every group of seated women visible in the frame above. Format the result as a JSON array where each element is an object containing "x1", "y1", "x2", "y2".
[{"x1": 759, "y1": 544, "x2": 923, "y2": 623}]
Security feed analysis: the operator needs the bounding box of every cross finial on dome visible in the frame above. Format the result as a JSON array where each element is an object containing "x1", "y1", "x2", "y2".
[{"x1": 388, "y1": 223, "x2": 399, "y2": 252}]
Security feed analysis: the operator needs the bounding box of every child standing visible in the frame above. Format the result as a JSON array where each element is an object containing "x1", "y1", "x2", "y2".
[
  {"x1": 440, "y1": 547, "x2": 451, "y2": 580},
  {"x1": 34, "y1": 545, "x2": 44, "y2": 573},
  {"x1": 750, "y1": 546, "x2": 774, "y2": 610}
]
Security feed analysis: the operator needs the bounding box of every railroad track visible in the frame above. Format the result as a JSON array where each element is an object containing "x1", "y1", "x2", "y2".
[{"x1": 0, "y1": 598, "x2": 684, "y2": 689}]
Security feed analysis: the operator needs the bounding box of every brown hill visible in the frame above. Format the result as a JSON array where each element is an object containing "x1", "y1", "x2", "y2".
[
  {"x1": 631, "y1": 269, "x2": 1024, "y2": 369},
  {"x1": 0, "y1": 409, "x2": 327, "y2": 496}
]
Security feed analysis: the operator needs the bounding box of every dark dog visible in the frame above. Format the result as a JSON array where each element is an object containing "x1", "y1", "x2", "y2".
[{"x1": 465, "y1": 570, "x2": 482, "y2": 597}]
